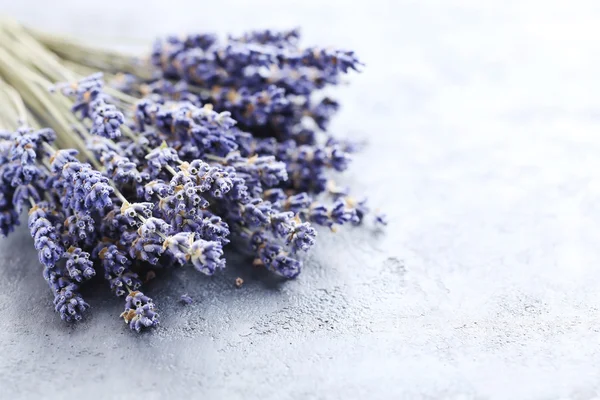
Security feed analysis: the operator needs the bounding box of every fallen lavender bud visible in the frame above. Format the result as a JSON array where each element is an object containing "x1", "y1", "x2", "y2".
[{"x1": 180, "y1": 293, "x2": 193, "y2": 304}]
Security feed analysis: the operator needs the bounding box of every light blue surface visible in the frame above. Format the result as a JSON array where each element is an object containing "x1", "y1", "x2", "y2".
[{"x1": 1, "y1": 1, "x2": 600, "y2": 399}]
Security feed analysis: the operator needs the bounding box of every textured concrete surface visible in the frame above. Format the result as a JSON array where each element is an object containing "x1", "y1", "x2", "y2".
[{"x1": 2, "y1": 1, "x2": 600, "y2": 399}]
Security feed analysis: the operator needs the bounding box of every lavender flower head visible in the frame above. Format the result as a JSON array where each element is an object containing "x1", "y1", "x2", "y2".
[
  {"x1": 53, "y1": 280, "x2": 89, "y2": 322},
  {"x1": 120, "y1": 291, "x2": 159, "y2": 332},
  {"x1": 189, "y1": 238, "x2": 225, "y2": 275},
  {"x1": 0, "y1": 25, "x2": 383, "y2": 332}
]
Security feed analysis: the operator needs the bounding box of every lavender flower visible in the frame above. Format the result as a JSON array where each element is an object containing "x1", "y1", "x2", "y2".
[
  {"x1": 28, "y1": 203, "x2": 63, "y2": 268},
  {"x1": 0, "y1": 208, "x2": 19, "y2": 237},
  {"x1": 12, "y1": 184, "x2": 40, "y2": 213},
  {"x1": 144, "y1": 144, "x2": 180, "y2": 177},
  {"x1": 198, "y1": 213, "x2": 230, "y2": 244},
  {"x1": 251, "y1": 231, "x2": 301, "y2": 278},
  {"x1": 95, "y1": 243, "x2": 141, "y2": 296},
  {"x1": 130, "y1": 217, "x2": 171, "y2": 264},
  {"x1": 48, "y1": 149, "x2": 79, "y2": 172},
  {"x1": 63, "y1": 246, "x2": 95, "y2": 282},
  {"x1": 211, "y1": 85, "x2": 288, "y2": 126},
  {"x1": 221, "y1": 153, "x2": 288, "y2": 188},
  {"x1": 90, "y1": 100, "x2": 124, "y2": 138},
  {"x1": 180, "y1": 293, "x2": 193, "y2": 304},
  {"x1": 229, "y1": 29, "x2": 300, "y2": 47},
  {"x1": 64, "y1": 213, "x2": 95, "y2": 244},
  {"x1": 308, "y1": 199, "x2": 359, "y2": 228},
  {"x1": 55, "y1": 73, "x2": 104, "y2": 119},
  {"x1": 0, "y1": 25, "x2": 383, "y2": 331},
  {"x1": 53, "y1": 161, "x2": 114, "y2": 213},
  {"x1": 6, "y1": 127, "x2": 54, "y2": 186},
  {"x1": 282, "y1": 192, "x2": 312, "y2": 213},
  {"x1": 285, "y1": 219, "x2": 316, "y2": 252},
  {"x1": 189, "y1": 238, "x2": 225, "y2": 275},
  {"x1": 120, "y1": 291, "x2": 159, "y2": 332},
  {"x1": 162, "y1": 231, "x2": 194, "y2": 265},
  {"x1": 52, "y1": 279, "x2": 89, "y2": 322},
  {"x1": 100, "y1": 151, "x2": 140, "y2": 183}
]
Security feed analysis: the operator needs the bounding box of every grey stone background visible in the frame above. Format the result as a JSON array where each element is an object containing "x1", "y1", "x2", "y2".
[{"x1": 1, "y1": 0, "x2": 600, "y2": 399}]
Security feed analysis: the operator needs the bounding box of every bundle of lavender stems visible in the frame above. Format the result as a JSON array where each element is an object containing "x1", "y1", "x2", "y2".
[{"x1": 0, "y1": 19, "x2": 385, "y2": 332}]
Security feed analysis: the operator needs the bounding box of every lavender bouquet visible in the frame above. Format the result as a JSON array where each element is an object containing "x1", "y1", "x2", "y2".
[{"x1": 0, "y1": 19, "x2": 385, "y2": 332}]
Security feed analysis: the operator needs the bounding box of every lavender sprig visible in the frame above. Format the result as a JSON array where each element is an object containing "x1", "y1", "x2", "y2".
[{"x1": 0, "y1": 24, "x2": 385, "y2": 334}]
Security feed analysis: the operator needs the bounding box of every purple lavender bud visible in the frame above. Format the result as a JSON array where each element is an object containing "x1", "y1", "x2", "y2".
[
  {"x1": 262, "y1": 188, "x2": 287, "y2": 204},
  {"x1": 108, "y1": 271, "x2": 141, "y2": 296},
  {"x1": 0, "y1": 209, "x2": 19, "y2": 237},
  {"x1": 198, "y1": 213, "x2": 230, "y2": 244},
  {"x1": 121, "y1": 201, "x2": 154, "y2": 220},
  {"x1": 90, "y1": 100, "x2": 125, "y2": 139},
  {"x1": 330, "y1": 199, "x2": 359, "y2": 225},
  {"x1": 251, "y1": 232, "x2": 301, "y2": 278},
  {"x1": 145, "y1": 145, "x2": 180, "y2": 176},
  {"x1": 200, "y1": 131, "x2": 239, "y2": 156},
  {"x1": 131, "y1": 217, "x2": 171, "y2": 264},
  {"x1": 0, "y1": 183, "x2": 11, "y2": 209},
  {"x1": 64, "y1": 213, "x2": 95, "y2": 243},
  {"x1": 180, "y1": 293, "x2": 193, "y2": 304},
  {"x1": 120, "y1": 291, "x2": 159, "y2": 332},
  {"x1": 95, "y1": 243, "x2": 130, "y2": 275},
  {"x1": 100, "y1": 151, "x2": 140, "y2": 184},
  {"x1": 6, "y1": 163, "x2": 40, "y2": 187},
  {"x1": 119, "y1": 230, "x2": 138, "y2": 249},
  {"x1": 0, "y1": 129, "x2": 11, "y2": 140},
  {"x1": 53, "y1": 281, "x2": 89, "y2": 322},
  {"x1": 226, "y1": 174, "x2": 250, "y2": 202},
  {"x1": 57, "y1": 73, "x2": 104, "y2": 119},
  {"x1": 134, "y1": 99, "x2": 159, "y2": 132},
  {"x1": 310, "y1": 97, "x2": 340, "y2": 131},
  {"x1": 107, "y1": 205, "x2": 137, "y2": 228},
  {"x1": 12, "y1": 184, "x2": 40, "y2": 213},
  {"x1": 226, "y1": 153, "x2": 288, "y2": 187},
  {"x1": 193, "y1": 104, "x2": 238, "y2": 130},
  {"x1": 269, "y1": 211, "x2": 295, "y2": 237},
  {"x1": 229, "y1": 28, "x2": 300, "y2": 47},
  {"x1": 270, "y1": 252, "x2": 301, "y2": 278},
  {"x1": 241, "y1": 199, "x2": 271, "y2": 227},
  {"x1": 328, "y1": 147, "x2": 351, "y2": 172},
  {"x1": 142, "y1": 180, "x2": 174, "y2": 201},
  {"x1": 286, "y1": 220, "x2": 316, "y2": 252},
  {"x1": 6, "y1": 129, "x2": 53, "y2": 186},
  {"x1": 189, "y1": 239, "x2": 225, "y2": 275},
  {"x1": 375, "y1": 213, "x2": 388, "y2": 226},
  {"x1": 187, "y1": 159, "x2": 211, "y2": 176},
  {"x1": 184, "y1": 164, "x2": 234, "y2": 198},
  {"x1": 255, "y1": 156, "x2": 288, "y2": 187},
  {"x1": 213, "y1": 85, "x2": 289, "y2": 127},
  {"x1": 56, "y1": 161, "x2": 114, "y2": 213},
  {"x1": 207, "y1": 168, "x2": 233, "y2": 198},
  {"x1": 49, "y1": 149, "x2": 79, "y2": 173},
  {"x1": 283, "y1": 192, "x2": 312, "y2": 213},
  {"x1": 182, "y1": 34, "x2": 218, "y2": 50},
  {"x1": 28, "y1": 203, "x2": 63, "y2": 268},
  {"x1": 251, "y1": 137, "x2": 279, "y2": 156},
  {"x1": 9, "y1": 134, "x2": 37, "y2": 165},
  {"x1": 95, "y1": 243, "x2": 141, "y2": 296},
  {"x1": 163, "y1": 231, "x2": 194, "y2": 265},
  {"x1": 281, "y1": 48, "x2": 362, "y2": 74},
  {"x1": 63, "y1": 246, "x2": 95, "y2": 282}
]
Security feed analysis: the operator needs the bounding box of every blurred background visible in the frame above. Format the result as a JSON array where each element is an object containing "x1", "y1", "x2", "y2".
[{"x1": 2, "y1": 0, "x2": 600, "y2": 399}]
